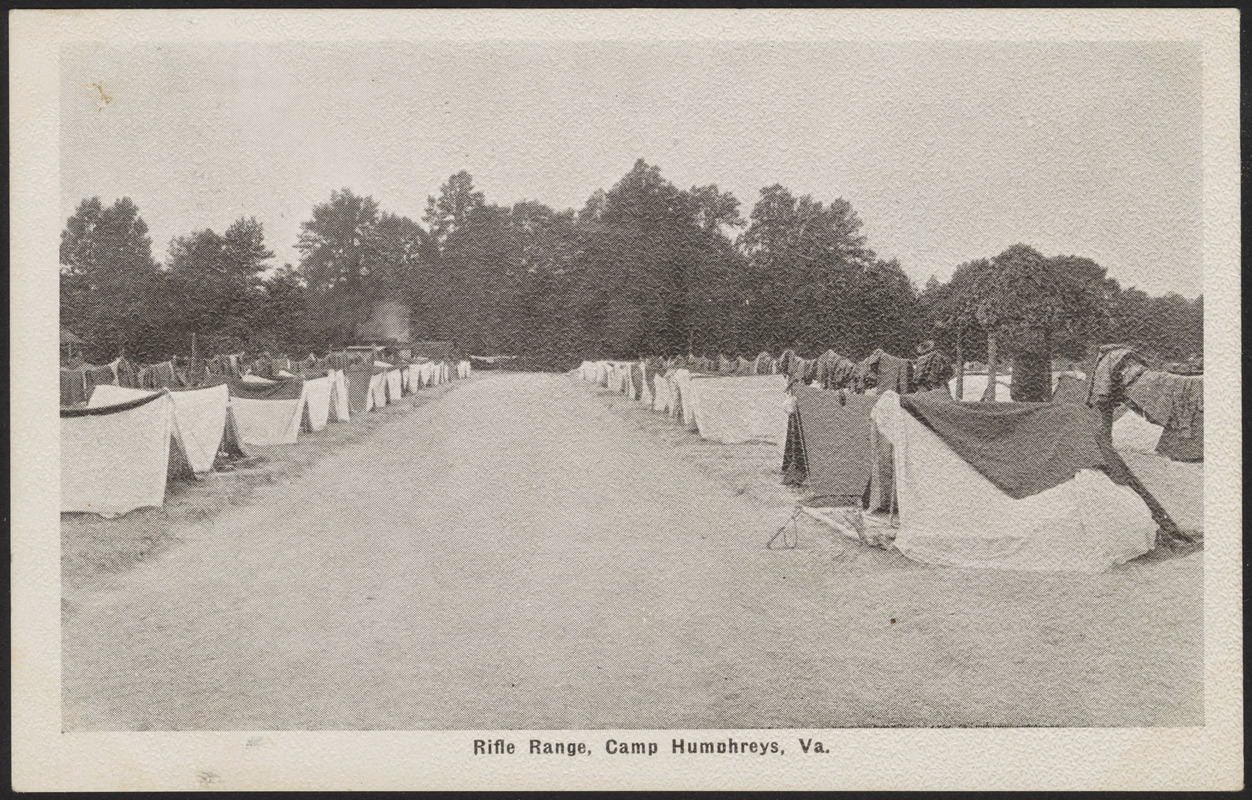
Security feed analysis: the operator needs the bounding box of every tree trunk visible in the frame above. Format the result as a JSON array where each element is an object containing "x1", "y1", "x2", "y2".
[
  {"x1": 1010, "y1": 349, "x2": 1051, "y2": 402},
  {"x1": 954, "y1": 336, "x2": 964, "y2": 400},
  {"x1": 981, "y1": 331, "x2": 998, "y2": 402},
  {"x1": 1010, "y1": 329, "x2": 1052, "y2": 403}
]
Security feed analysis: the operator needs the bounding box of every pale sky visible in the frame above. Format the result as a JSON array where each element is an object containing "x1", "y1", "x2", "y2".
[{"x1": 60, "y1": 40, "x2": 1202, "y2": 297}]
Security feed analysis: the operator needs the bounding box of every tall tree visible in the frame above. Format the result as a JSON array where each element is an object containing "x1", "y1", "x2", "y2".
[
  {"x1": 424, "y1": 170, "x2": 485, "y2": 249},
  {"x1": 296, "y1": 189, "x2": 381, "y2": 292},
  {"x1": 739, "y1": 184, "x2": 908, "y2": 357},
  {"x1": 688, "y1": 184, "x2": 745, "y2": 235},
  {"x1": 164, "y1": 216, "x2": 275, "y2": 353},
  {"x1": 59, "y1": 196, "x2": 162, "y2": 360},
  {"x1": 921, "y1": 260, "x2": 995, "y2": 398},
  {"x1": 296, "y1": 189, "x2": 382, "y2": 343}
]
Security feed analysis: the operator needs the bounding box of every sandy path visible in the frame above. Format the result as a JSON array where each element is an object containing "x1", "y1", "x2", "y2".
[{"x1": 62, "y1": 373, "x2": 1202, "y2": 730}]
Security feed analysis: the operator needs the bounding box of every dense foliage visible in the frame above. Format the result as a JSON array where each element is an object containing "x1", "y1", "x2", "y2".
[{"x1": 60, "y1": 160, "x2": 1202, "y2": 374}]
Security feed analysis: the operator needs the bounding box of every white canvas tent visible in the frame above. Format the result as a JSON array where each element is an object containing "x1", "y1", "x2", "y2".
[
  {"x1": 62, "y1": 390, "x2": 192, "y2": 515},
  {"x1": 302, "y1": 375, "x2": 333, "y2": 432},
  {"x1": 369, "y1": 363, "x2": 391, "y2": 408},
  {"x1": 668, "y1": 369, "x2": 699, "y2": 430},
  {"x1": 870, "y1": 391, "x2": 1158, "y2": 573},
  {"x1": 384, "y1": 367, "x2": 403, "y2": 404},
  {"x1": 651, "y1": 371, "x2": 673, "y2": 413},
  {"x1": 1112, "y1": 409, "x2": 1164, "y2": 453},
  {"x1": 231, "y1": 382, "x2": 309, "y2": 446},
  {"x1": 329, "y1": 369, "x2": 350, "y2": 422},
  {"x1": 637, "y1": 361, "x2": 653, "y2": 408},
  {"x1": 88, "y1": 383, "x2": 245, "y2": 474},
  {"x1": 685, "y1": 374, "x2": 789, "y2": 445}
]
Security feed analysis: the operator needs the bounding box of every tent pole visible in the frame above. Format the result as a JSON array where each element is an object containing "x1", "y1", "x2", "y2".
[{"x1": 1095, "y1": 401, "x2": 1194, "y2": 545}]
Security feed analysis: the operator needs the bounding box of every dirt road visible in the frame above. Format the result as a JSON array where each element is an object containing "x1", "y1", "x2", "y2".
[{"x1": 62, "y1": 373, "x2": 1202, "y2": 730}]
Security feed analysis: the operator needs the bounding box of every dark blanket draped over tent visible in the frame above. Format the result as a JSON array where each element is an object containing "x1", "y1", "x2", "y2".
[
  {"x1": 788, "y1": 387, "x2": 880, "y2": 502},
  {"x1": 912, "y1": 349, "x2": 954, "y2": 393},
  {"x1": 1086, "y1": 346, "x2": 1148, "y2": 407},
  {"x1": 61, "y1": 368, "x2": 88, "y2": 407},
  {"x1": 814, "y1": 350, "x2": 856, "y2": 390},
  {"x1": 61, "y1": 388, "x2": 167, "y2": 417},
  {"x1": 139, "y1": 361, "x2": 186, "y2": 390},
  {"x1": 852, "y1": 349, "x2": 912, "y2": 394},
  {"x1": 225, "y1": 375, "x2": 306, "y2": 401},
  {"x1": 898, "y1": 391, "x2": 1110, "y2": 500},
  {"x1": 1124, "y1": 370, "x2": 1204, "y2": 462}
]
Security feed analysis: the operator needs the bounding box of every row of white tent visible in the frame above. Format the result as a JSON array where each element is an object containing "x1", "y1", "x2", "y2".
[
  {"x1": 575, "y1": 359, "x2": 1041, "y2": 442},
  {"x1": 62, "y1": 360, "x2": 472, "y2": 517},
  {"x1": 575, "y1": 359, "x2": 1199, "y2": 574},
  {"x1": 579, "y1": 359, "x2": 791, "y2": 446},
  {"x1": 580, "y1": 359, "x2": 1156, "y2": 453}
]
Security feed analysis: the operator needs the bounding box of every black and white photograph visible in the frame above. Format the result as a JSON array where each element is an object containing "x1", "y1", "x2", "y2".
[{"x1": 11, "y1": 8, "x2": 1241, "y2": 792}]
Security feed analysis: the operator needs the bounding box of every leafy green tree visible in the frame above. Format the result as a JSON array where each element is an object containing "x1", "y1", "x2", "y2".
[
  {"x1": 252, "y1": 265, "x2": 318, "y2": 354},
  {"x1": 688, "y1": 184, "x2": 745, "y2": 235},
  {"x1": 296, "y1": 188, "x2": 381, "y2": 292},
  {"x1": 932, "y1": 245, "x2": 1113, "y2": 401},
  {"x1": 1107, "y1": 286, "x2": 1202, "y2": 364},
  {"x1": 296, "y1": 189, "x2": 383, "y2": 343},
  {"x1": 59, "y1": 196, "x2": 162, "y2": 360},
  {"x1": 738, "y1": 184, "x2": 917, "y2": 358},
  {"x1": 164, "y1": 217, "x2": 275, "y2": 354},
  {"x1": 921, "y1": 262, "x2": 990, "y2": 398},
  {"x1": 575, "y1": 160, "x2": 747, "y2": 360},
  {"x1": 423, "y1": 170, "x2": 485, "y2": 249}
]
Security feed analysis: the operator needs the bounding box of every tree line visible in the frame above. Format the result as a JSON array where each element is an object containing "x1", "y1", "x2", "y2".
[{"x1": 61, "y1": 159, "x2": 1202, "y2": 398}]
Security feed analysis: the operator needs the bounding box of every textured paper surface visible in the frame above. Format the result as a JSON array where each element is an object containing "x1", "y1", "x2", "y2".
[{"x1": 11, "y1": 8, "x2": 1241, "y2": 791}]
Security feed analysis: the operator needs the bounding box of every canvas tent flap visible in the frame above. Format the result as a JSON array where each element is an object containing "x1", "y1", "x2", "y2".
[
  {"x1": 666, "y1": 369, "x2": 699, "y2": 430},
  {"x1": 90, "y1": 383, "x2": 231, "y2": 474},
  {"x1": 898, "y1": 390, "x2": 1109, "y2": 499},
  {"x1": 687, "y1": 374, "x2": 789, "y2": 445},
  {"x1": 344, "y1": 368, "x2": 375, "y2": 414},
  {"x1": 1112, "y1": 409, "x2": 1164, "y2": 454},
  {"x1": 329, "y1": 369, "x2": 351, "y2": 422},
  {"x1": 230, "y1": 381, "x2": 308, "y2": 446},
  {"x1": 62, "y1": 390, "x2": 182, "y2": 514},
  {"x1": 302, "y1": 376, "x2": 333, "y2": 432},
  {"x1": 872, "y1": 391, "x2": 1156, "y2": 573},
  {"x1": 385, "y1": 369, "x2": 403, "y2": 404},
  {"x1": 792, "y1": 387, "x2": 879, "y2": 501},
  {"x1": 370, "y1": 370, "x2": 388, "y2": 408}
]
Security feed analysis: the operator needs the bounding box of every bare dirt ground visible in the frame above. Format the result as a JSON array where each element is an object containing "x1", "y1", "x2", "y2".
[{"x1": 62, "y1": 372, "x2": 1202, "y2": 730}]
